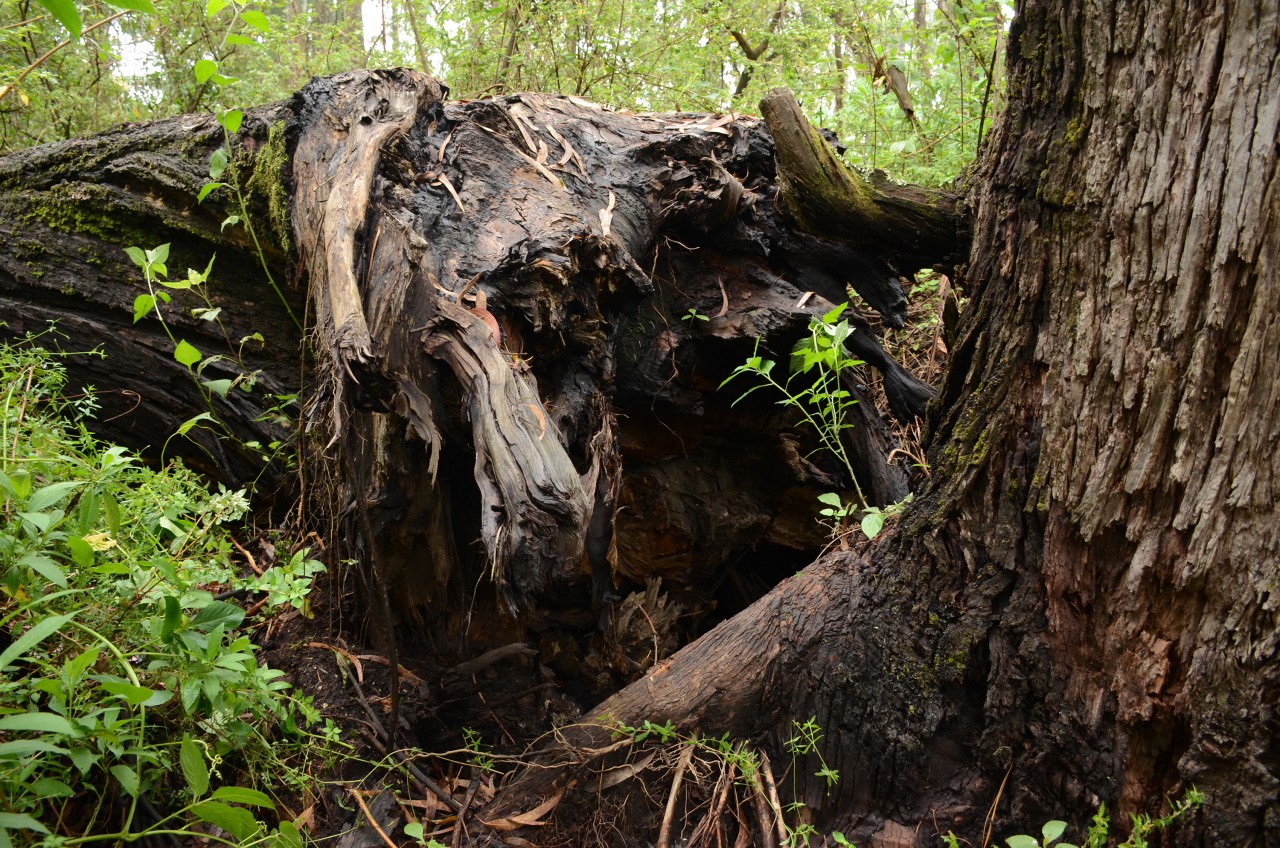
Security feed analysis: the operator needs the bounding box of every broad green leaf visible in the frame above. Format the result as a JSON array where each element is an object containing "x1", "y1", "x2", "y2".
[
  {"x1": 32, "y1": 777, "x2": 74, "y2": 798},
  {"x1": 0, "y1": 739, "x2": 68, "y2": 757},
  {"x1": 145, "y1": 243, "x2": 170, "y2": 265},
  {"x1": 206, "y1": 0, "x2": 228, "y2": 15},
  {"x1": 190, "y1": 600, "x2": 245, "y2": 632},
  {"x1": 194, "y1": 59, "x2": 218, "y2": 84},
  {"x1": 821, "y1": 303, "x2": 847, "y2": 324},
  {"x1": 111, "y1": 763, "x2": 139, "y2": 797},
  {"x1": 861, "y1": 512, "x2": 885, "y2": 539},
  {"x1": 177, "y1": 412, "x2": 215, "y2": 435},
  {"x1": 28, "y1": 480, "x2": 83, "y2": 511},
  {"x1": 181, "y1": 735, "x2": 210, "y2": 797},
  {"x1": 100, "y1": 681, "x2": 160, "y2": 705},
  {"x1": 0, "y1": 614, "x2": 72, "y2": 671},
  {"x1": 19, "y1": 552, "x2": 67, "y2": 588},
  {"x1": 132, "y1": 294, "x2": 155, "y2": 322},
  {"x1": 34, "y1": 0, "x2": 80, "y2": 38},
  {"x1": 65, "y1": 535, "x2": 95, "y2": 568},
  {"x1": 204, "y1": 378, "x2": 234, "y2": 398},
  {"x1": 181, "y1": 676, "x2": 202, "y2": 713},
  {"x1": 1006, "y1": 836, "x2": 1040, "y2": 848},
  {"x1": 218, "y1": 109, "x2": 244, "y2": 134},
  {"x1": 0, "y1": 814, "x2": 48, "y2": 835},
  {"x1": 220, "y1": 214, "x2": 241, "y2": 231},
  {"x1": 161, "y1": 595, "x2": 182, "y2": 640},
  {"x1": 817, "y1": 492, "x2": 843, "y2": 507},
  {"x1": 239, "y1": 9, "x2": 269, "y2": 31},
  {"x1": 209, "y1": 147, "x2": 228, "y2": 179},
  {"x1": 211, "y1": 786, "x2": 275, "y2": 808},
  {"x1": 68, "y1": 746, "x2": 96, "y2": 773},
  {"x1": 0, "y1": 712, "x2": 79, "y2": 736},
  {"x1": 1043, "y1": 821, "x2": 1068, "y2": 844},
  {"x1": 197, "y1": 181, "x2": 225, "y2": 202},
  {"x1": 274, "y1": 820, "x2": 304, "y2": 848},
  {"x1": 174, "y1": 340, "x2": 202, "y2": 368},
  {"x1": 225, "y1": 33, "x2": 254, "y2": 45},
  {"x1": 404, "y1": 822, "x2": 425, "y2": 840},
  {"x1": 18, "y1": 510, "x2": 57, "y2": 532},
  {"x1": 124, "y1": 246, "x2": 148, "y2": 267},
  {"x1": 101, "y1": 0, "x2": 156, "y2": 12},
  {"x1": 191, "y1": 801, "x2": 260, "y2": 841}
]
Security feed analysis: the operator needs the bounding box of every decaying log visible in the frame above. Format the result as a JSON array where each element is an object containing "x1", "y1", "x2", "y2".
[
  {"x1": 283, "y1": 71, "x2": 961, "y2": 621},
  {"x1": 0, "y1": 106, "x2": 302, "y2": 492}
]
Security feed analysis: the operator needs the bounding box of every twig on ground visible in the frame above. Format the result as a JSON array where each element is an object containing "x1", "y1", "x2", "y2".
[
  {"x1": 348, "y1": 787, "x2": 398, "y2": 848},
  {"x1": 760, "y1": 752, "x2": 788, "y2": 846},
  {"x1": 658, "y1": 743, "x2": 696, "y2": 848}
]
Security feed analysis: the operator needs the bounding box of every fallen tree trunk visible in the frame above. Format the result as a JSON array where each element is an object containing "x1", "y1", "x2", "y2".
[{"x1": 0, "y1": 68, "x2": 953, "y2": 647}]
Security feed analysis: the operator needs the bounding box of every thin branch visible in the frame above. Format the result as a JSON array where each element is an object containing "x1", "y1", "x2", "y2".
[{"x1": 0, "y1": 11, "x2": 129, "y2": 105}]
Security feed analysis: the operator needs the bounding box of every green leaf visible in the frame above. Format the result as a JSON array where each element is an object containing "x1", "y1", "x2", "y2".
[
  {"x1": 161, "y1": 595, "x2": 182, "y2": 640},
  {"x1": 65, "y1": 535, "x2": 95, "y2": 568},
  {"x1": 817, "y1": 492, "x2": 843, "y2": 507},
  {"x1": 68, "y1": 746, "x2": 96, "y2": 773},
  {"x1": 821, "y1": 303, "x2": 847, "y2": 324},
  {"x1": 861, "y1": 512, "x2": 885, "y2": 539},
  {"x1": 101, "y1": 0, "x2": 156, "y2": 12},
  {"x1": 211, "y1": 786, "x2": 275, "y2": 808},
  {"x1": 218, "y1": 109, "x2": 244, "y2": 134},
  {"x1": 220, "y1": 214, "x2": 241, "y2": 231},
  {"x1": 34, "y1": 0, "x2": 81, "y2": 38},
  {"x1": 100, "y1": 681, "x2": 161, "y2": 706},
  {"x1": 181, "y1": 735, "x2": 210, "y2": 797},
  {"x1": 830, "y1": 833, "x2": 853, "y2": 847},
  {"x1": 132, "y1": 294, "x2": 155, "y2": 322},
  {"x1": 32, "y1": 777, "x2": 74, "y2": 798},
  {"x1": 177, "y1": 411, "x2": 215, "y2": 436},
  {"x1": 1043, "y1": 821, "x2": 1068, "y2": 845},
  {"x1": 191, "y1": 801, "x2": 260, "y2": 841},
  {"x1": 146, "y1": 243, "x2": 170, "y2": 265},
  {"x1": 197, "y1": 181, "x2": 225, "y2": 202},
  {"x1": 209, "y1": 147, "x2": 228, "y2": 179},
  {"x1": 204, "y1": 378, "x2": 234, "y2": 398},
  {"x1": 0, "y1": 739, "x2": 68, "y2": 757},
  {"x1": 190, "y1": 600, "x2": 245, "y2": 632},
  {"x1": 174, "y1": 340, "x2": 202, "y2": 368},
  {"x1": 194, "y1": 59, "x2": 218, "y2": 84},
  {"x1": 0, "y1": 614, "x2": 72, "y2": 671},
  {"x1": 275, "y1": 820, "x2": 304, "y2": 848},
  {"x1": 404, "y1": 822, "x2": 425, "y2": 841},
  {"x1": 1006, "y1": 836, "x2": 1040, "y2": 848},
  {"x1": 111, "y1": 763, "x2": 139, "y2": 798},
  {"x1": 225, "y1": 32, "x2": 255, "y2": 46},
  {"x1": 205, "y1": 0, "x2": 228, "y2": 15},
  {"x1": 124, "y1": 246, "x2": 148, "y2": 268},
  {"x1": 0, "y1": 814, "x2": 49, "y2": 835},
  {"x1": 28, "y1": 480, "x2": 83, "y2": 511},
  {"x1": 18, "y1": 510, "x2": 56, "y2": 533},
  {"x1": 19, "y1": 552, "x2": 67, "y2": 588},
  {"x1": 239, "y1": 9, "x2": 270, "y2": 31},
  {"x1": 0, "y1": 712, "x2": 79, "y2": 736}
]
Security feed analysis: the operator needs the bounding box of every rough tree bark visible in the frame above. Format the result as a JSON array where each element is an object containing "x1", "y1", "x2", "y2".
[
  {"x1": 486, "y1": 2, "x2": 1280, "y2": 846},
  {"x1": 0, "y1": 0, "x2": 1274, "y2": 844}
]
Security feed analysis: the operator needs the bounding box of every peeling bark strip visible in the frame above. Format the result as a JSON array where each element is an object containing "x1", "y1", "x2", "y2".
[{"x1": 283, "y1": 70, "x2": 957, "y2": 616}]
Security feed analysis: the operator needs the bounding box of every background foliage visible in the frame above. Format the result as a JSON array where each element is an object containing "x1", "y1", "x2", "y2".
[{"x1": 0, "y1": 0, "x2": 1009, "y2": 184}]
